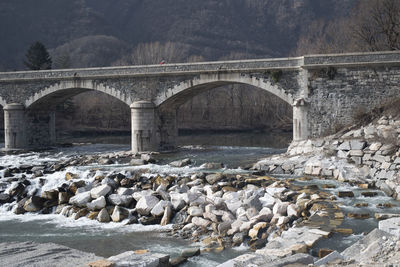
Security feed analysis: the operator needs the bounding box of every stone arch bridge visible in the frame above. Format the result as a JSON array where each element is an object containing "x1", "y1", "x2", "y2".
[{"x1": 1, "y1": 51, "x2": 400, "y2": 152}]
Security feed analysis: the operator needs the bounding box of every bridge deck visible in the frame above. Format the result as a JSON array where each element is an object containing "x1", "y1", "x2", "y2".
[{"x1": 1, "y1": 51, "x2": 400, "y2": 82}]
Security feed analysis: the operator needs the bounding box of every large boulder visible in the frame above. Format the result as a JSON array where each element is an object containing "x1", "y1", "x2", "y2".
[
  {"x1": 107, "y1": 251, "x2": 169, "y2": 267},
  {"x1": 117, "y1": 188, "x2": 135, "y2": 196},
  {"x1": 136, "y1": 195, "x2": 160, "y2": 215},
  {"x1": 160, "y1": 205, "x2": 172, "y2": 226},
  {"x1": 58, "y1": 192, "x2": 70, "y2": 204},
  {"x1": 0, "y1": 193, "x2": 11, "y2": 204},
  {"x1": 111, "y1": 206, "x2": 129, "y2": 222},
  {"x1": 342, "y1": 228, "x2": 393, "y2": 264},
  {"x1": 97, "y1": 208, "x2": 111, "y2": 223},
  {"x1": 130, "y1": 159, "x2": 147, "y2": 166},
  {"x1": 86, "y1": 196, "x2": 106, "y2": 211},
  {"x1": 90, "y1": 185, "x2": 112, "y2": 199},
  {"x1": 101, "y1": 178, "x2": 118, "y2": 189},
  {"x1": 379, "y1": 218, "x2": 400, "y2": 237},
  {"x1": 201, "y1": 163, "x2": 224, "y2": 169},
  {"x1": 23, "y1": 196, "x2": 45, "y2": 212},
  {"x1": 192, "y1": 217, "x2": 211, "y2": 227},
  {"x1": 9, "y1": 182, "x2": 25, "y2": 197},
  {"x1": 205, "y1": 173, "x2": 224, "y2": 184},
  {"x1": 273, "y1": 202, "x2": 289, "y2": 216},
  {"x1": 170, "y1": 192, "x2": 187, "y2": 210},
  {"x1": 169, "y1": 158, "x2": 192, "y2": 167},
  {"x1": 259, "y1": 193, "x2": 276, "y2": 209},
  {"x1": 108, "y1": 194, "x2": 133, "y2": 207},
  {"x1": 188, "y1": 206, "x2": 203, "y2": 217},
  {"x1": 150, "y1": 200, "x2": 169, "y2": 217},
  {"x1": 69, "y1": 191, "x2": 92, "y2": 207},
  {"x1": 187, "y1": 192, "x2": 206, "y2": 206},
  {"x1": 41, "y1": 190, "x2": 58, "y2": 201}
]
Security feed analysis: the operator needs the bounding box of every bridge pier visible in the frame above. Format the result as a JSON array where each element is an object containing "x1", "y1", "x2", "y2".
[
  {"x1": 293, "y1": 98, "x2": 309, "y2": 141},
  {"x1": 131, "y1": 101, "x2": 158, "y2": 153},
  {"x1": 4, "y1": 103, "x2": 26, "y2": 150}
]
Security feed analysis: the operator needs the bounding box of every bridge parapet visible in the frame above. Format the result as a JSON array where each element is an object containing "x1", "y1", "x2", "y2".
[
  {"x1": 303, "y1": 51, "x2": 400, "y2": 68},
  {"x1": 0, "y1": 58, "x2": 302, "y2": 81}
]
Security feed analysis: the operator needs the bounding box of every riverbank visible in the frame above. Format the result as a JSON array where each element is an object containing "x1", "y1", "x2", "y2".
[
  {"x1": 241, "y1": 114, "x2": 400, "y2": 266},
  {"x1": 2, "y1": 121, "x2": 400, "y2": 266}
]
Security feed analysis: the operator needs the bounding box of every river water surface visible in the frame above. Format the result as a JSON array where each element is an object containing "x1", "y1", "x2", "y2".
[
  {"x1": 0, "y1": 132, "x2": 290, "y2": 266},
  {"x1": 0, "y1": 132, "x2": 399, "y2": 266}
]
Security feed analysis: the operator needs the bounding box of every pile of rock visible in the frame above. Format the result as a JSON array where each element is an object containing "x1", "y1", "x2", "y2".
[
  {"x1": 0, "y1": 154, "x2": 344, "y2": 252},
  {"x1": 220, "y1": 216, "x2": 400, "y2": 266},
  {"x1": 254, "y1": 115, "x2": 400, "y2": 200}
]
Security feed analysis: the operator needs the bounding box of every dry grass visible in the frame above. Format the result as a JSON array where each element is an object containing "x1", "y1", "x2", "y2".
[{"x1": 352, "y1": 97, "x2": 400, "y2": 127}]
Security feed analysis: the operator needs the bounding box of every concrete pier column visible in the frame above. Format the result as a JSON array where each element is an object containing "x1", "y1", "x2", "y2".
[
  {"x1": 292, "y1": 98, "x2": 309, "y2": 141},
  {"x1": 131, "y1": 101, "x2": 157, "y2": 153},
  {"x1": 4, "y1": 103, "x2": 26, "y2": 150}
]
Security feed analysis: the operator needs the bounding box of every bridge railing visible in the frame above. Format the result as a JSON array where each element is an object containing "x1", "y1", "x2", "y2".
[
  {"x1": 2, "y1": 51, "x2": 400, "y2": 81},
  {"x1": 0, "y1": 58, "x2": 302, "y2": 81},
  {"x1": 303, "y1": 50, "x2": 400, "y2": 68}
]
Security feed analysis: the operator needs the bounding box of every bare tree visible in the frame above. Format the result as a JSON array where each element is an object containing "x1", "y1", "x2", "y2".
[
  {"x1": 353, "y1": 0, "x2": 400, "y2": 51},
  {"x1": 295, "y1": 0, "x2": 400, "y2": 55},
  {"x1": 116, "y1": 42, "x2": 190, "y2": 66}
]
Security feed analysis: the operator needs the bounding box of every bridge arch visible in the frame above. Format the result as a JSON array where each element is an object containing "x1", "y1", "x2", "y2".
[
  {"x1": 25, "y1": 79, "x2": 131, "y2": 109},
  {"x1": 154, "y1": 72, "x2": 294, "y2": 107},
  {"x1": 19, "y1": 79, "x2": 131, "y2": 149},
  {"x1": 151, "y1": 72, "x2": 301, "y2": 151}
]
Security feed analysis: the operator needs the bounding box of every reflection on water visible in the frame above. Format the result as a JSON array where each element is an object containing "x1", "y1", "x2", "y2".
[
  {"x1": 178, "y1": 131, "x2": 292, "y2": 148},
  {"x1": 59, "y1": 131, "x2": 292, "y2": 149}
]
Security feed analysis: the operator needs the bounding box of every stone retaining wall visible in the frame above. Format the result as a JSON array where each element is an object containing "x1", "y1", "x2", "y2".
[{"x1": 254, "y1": 115, "x2": 400, "y2": 200}]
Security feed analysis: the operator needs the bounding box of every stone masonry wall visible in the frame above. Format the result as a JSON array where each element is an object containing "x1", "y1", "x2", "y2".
[{"x1": 307, "y1": 66, "x2": 400, "y2": 137}]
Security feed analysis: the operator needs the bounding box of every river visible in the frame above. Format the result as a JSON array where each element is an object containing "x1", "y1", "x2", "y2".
[
  {"x1": 1, "y1": 131, "x2": 399, "y2": 266},
  {"x1": 0, "y1": 132, "x2": 290, "y2": 266}
]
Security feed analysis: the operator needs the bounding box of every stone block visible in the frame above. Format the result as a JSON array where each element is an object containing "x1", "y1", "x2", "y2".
[
  {"x1": 349, "y1": 150, "x2": 364, "y2": 156},
  {"x1": 337, "y1": 141, "x2": 351, "y2": 151},
  {"x1": 88, "y1": 259, "x2": 114, "y2": 267},
  {"x1": 368, "y1": 142, "x2": 382, "y2": 151},
  {"x1": 108, "y1": 251, "x2": 169, "y2": 267},
  {"x1": 350, "y1": 140, "x2": 366, "y2": 150},
  {"x1": 351, "y1": 156, "x2": 362, "y2": 165},
  {"x1": 337, "y1": 150, "x2": 349, "y2": 158},
  {"x1": 379, "y1": 218, "x2": 400, "y2": 237},
  {"x1": 342, "y1": 229, "x2": 392, "y2": 263},
  {"x1": 314, "y1": 251, "x2": 344, "y2": 266}
]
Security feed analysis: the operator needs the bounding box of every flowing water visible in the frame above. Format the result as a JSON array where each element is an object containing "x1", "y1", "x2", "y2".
[
  {"x1": 0, "y1": 132, "x2": 289, "y2": 266},
  {"x1": 0, "y1": 131, "x2": 399, "y2": 265}
]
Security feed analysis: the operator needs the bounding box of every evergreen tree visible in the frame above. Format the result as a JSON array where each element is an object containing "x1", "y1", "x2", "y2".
[{"x1": 24, "y1": 41, "x2": 52, "y2": 70}]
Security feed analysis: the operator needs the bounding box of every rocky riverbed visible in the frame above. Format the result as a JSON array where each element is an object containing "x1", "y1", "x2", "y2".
[
  {"x1": 0, "y1": 151, "x2": 339, "y2": 264},
  {"x1": 3, "y1": 116, "x2": 400, "y2": 266}
]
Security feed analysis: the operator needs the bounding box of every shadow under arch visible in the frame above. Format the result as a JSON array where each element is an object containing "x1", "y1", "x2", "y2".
[
  {"x1": 155, "y1": 73, "x2": 294, "y2": 108},
  {"x1": 25, "y1": 79, "x2": 131, "y2": 109},
  {"x1": 23, "y1": 81, "x2": 131, "y2": 149},
  {"x1": 153, "y1": 73, "x2": 295, "y2": 150}
]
